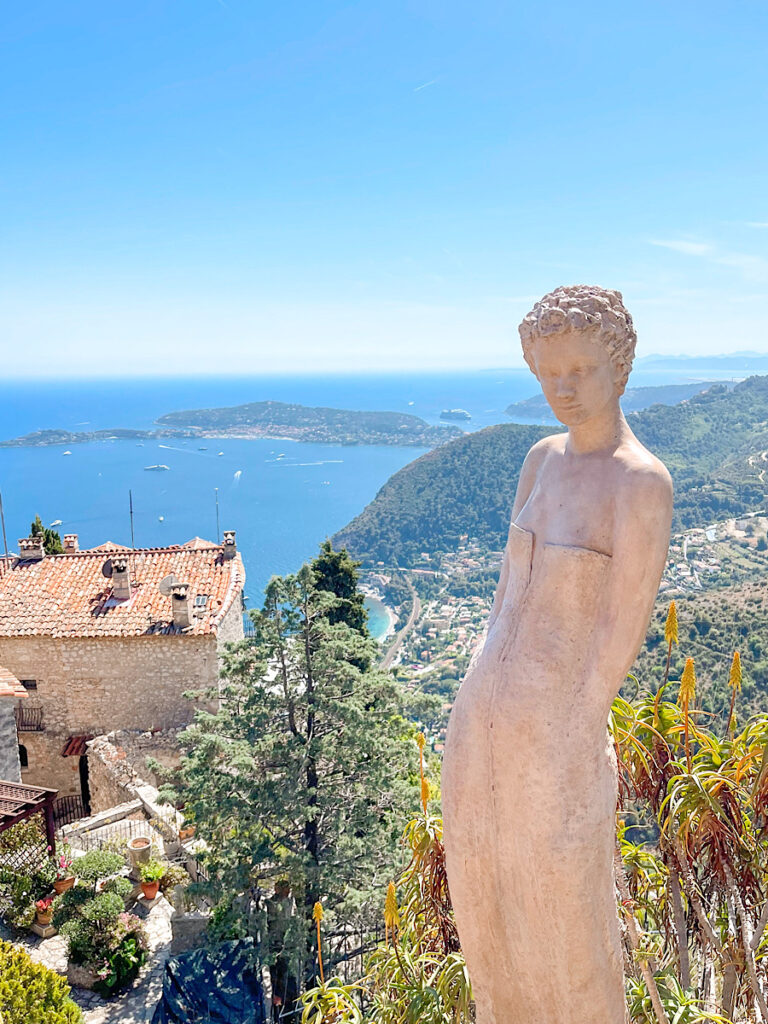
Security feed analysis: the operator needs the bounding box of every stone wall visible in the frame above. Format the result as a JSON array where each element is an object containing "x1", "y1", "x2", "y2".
[
  {"x1": 0, "y1": 633, "x2": 218, "y2": 792},
  {"x1": 0, "y1": 702, "x2": 21, "y2": 782},
  {"x1": 19, "y1": 731, "x2": 81, "y2": 795},
  {"x1": 87, "y1": 734, "x2": 142, "y2": 811},
  {"x1": 0, "y1": 598, "x2": 243, "y2": 798},
  {"x1": 216, "y1": 598, "x2": 246, "y2": 646}
]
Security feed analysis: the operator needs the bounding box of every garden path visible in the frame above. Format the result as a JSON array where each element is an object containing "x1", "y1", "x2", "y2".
[{"x1": 1, "y1": 893, "x2": 173, "y2": 1023}]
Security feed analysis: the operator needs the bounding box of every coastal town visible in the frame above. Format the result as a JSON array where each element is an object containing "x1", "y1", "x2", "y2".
[{"x1": 368, "y1": 511, "x2": 768, "y2": 747}]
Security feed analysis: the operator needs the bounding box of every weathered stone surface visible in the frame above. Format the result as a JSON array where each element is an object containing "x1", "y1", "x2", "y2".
[
  {"x1": 442, "y1": 286, "x2": 673, "y2": 1024},
  {"x1": 0, "y1": 702, "x2": 21, "y2": 782}
]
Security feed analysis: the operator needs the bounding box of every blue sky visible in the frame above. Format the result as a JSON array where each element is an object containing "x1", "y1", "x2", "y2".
[{"x1": 2, "y1": 0, "x2": 768, "y2": 375}]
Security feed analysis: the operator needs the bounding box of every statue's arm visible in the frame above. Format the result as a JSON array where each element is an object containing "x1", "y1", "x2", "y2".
[
  {"x1": 485, "y1": 437, "x2": 552, "y2": 634},
  {"x1": 598, "y1": 461, "x2": 673, "y2": 694}
]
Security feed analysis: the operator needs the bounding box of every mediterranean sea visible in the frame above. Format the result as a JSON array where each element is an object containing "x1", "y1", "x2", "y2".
[{"x1": 0, "y1": 367, "x2": 750, "y2": 633}]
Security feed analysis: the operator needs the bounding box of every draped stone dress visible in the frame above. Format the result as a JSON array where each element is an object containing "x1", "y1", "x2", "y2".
[{"x1": 442, "y1": 522, "x2": 626, "y2": 1024}]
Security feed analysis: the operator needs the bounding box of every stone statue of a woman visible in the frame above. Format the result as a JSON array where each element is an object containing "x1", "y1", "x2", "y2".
[{"x1": 442, "y1": 285, "x2": 673, "y2": 1024}]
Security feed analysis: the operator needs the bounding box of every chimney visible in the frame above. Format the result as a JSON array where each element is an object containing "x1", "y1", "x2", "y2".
[
  {"x1": 171, "y1": 583, "x2": 192, "y2": 630},
  {"x1": 18, "y1": 536, "x2": 45, "y2": 561},
  {"x1": 222, "y1": 530, "x2": 237, "y2": 560},
  {"x1": 111, "y1": 556, "x2": 132, "y2": 600},
  {"x1": 63, "y1": 534, "x2": 79, "y2": 553}
]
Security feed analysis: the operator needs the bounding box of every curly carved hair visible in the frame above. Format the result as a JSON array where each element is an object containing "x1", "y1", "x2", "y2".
[{"x1": 519, "y1": 285, "x2": 637, "y2": 388}]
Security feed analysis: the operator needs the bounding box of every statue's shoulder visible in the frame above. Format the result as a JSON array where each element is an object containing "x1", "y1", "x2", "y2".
[
  {"x1": 614, "y1": 436, "x2": 673, "y2": 503},
  {"x1": 525, "y1": 431, "x2": 567, "y2": 463}
]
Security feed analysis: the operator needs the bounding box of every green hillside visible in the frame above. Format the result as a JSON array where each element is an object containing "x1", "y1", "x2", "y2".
[
  {"x1": 335, "y1": 376, "x2": 768, "y2": 566},
  {"x1": 506, "y1": 379, "x2": 728, "y2": 422}
]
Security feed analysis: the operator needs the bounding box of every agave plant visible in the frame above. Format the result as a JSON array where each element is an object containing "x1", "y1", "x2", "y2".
[{"x1": 303, "y1": 605, "x2": 768, "y2": 1024}]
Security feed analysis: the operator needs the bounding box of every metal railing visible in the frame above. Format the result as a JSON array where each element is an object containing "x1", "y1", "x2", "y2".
[
  {"x1": 15, "y1": 705, "x2": 44, "y2": 731},
  {"x1": 53, "y1": 795, "x2": 86, "y2": 827}
]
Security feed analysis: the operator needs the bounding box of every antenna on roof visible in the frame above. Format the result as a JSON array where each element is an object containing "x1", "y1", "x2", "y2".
[
  {"x1": 158, "y1": 573, "x2": 180, "y2": 596},
  {"x1": 215, "y1": 488, "x2": 220, "y2": 544},
  {"x1": 129, "y1": 490, "x2": 135, "y2": 550},
  {"x1": 0, "y1": 491, "x2": 8, "y2": 562}
]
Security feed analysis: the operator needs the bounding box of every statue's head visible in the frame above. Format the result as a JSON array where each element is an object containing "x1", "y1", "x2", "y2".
[{"x1": 518, "y1": 285, "x2": 636, "y2": 426}]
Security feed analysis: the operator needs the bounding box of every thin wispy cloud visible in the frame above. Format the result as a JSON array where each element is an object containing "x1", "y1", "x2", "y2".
[
  {"x1": 649, "y1": 237, "x2": 768, "y2": 282},
  {"x1": 414, "y1": 79, "x2": 438, "y2": 92},
  {"x1": 746, "y1": 222, "x2": 768, "y2": 229},
  {"x1": 649, "y1": 239, "x2": 713, "y2": 256}
]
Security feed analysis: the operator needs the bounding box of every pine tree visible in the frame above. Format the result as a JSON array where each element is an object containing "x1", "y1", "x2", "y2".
[
  {"x1": 30, "y1": 515, "x2": 63, "y2": 555},
  {"x1": 160, "y1": 563, "x2": 417, "y2": 977},
  {"x1": 311, "y1": 540, "x2": 369, "y2": 636}
]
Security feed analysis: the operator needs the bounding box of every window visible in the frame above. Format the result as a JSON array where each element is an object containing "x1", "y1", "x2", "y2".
[
  {"x1": 194, "y1": 595, "x2": 209, "y2": 608},
  {"x1": 18, "y1": 745, "x2": 28, "y2": 769},
  {"x1": 20, "y1": 679, "x2": 37, "y2": 690}
]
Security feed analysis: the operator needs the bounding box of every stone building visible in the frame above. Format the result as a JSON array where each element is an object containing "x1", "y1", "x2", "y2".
[{"x1": 0, "y1": 531, "x2": 245, "y2": 811}]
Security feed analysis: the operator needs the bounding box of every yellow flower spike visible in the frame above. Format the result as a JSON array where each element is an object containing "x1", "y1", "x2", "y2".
[
  {"x1": 384, "y1": 881, "x2": 400, "y2": 934},
  {"x1": 678, "y1": 657, "x2": 696, "y2": 771},
  {"x1": 726, "y1": 651, "x2": 742, "y2": 736},
  {"x1": 657, "y1": 600, "x2": 679, "y2": 720},
  {"x1": 313, "y1": 902, "x2": 325, "y2": 983},
  {"x1": 729, "y1": 651, "x2": 742, "y2": 693},
  {"x1": 665, "y1": 600, "x2": 679, "y2": 646},
  {"x1": 678, "y1": 657, "x2": 696, "y2": 708},
  {"x1": 416, "y1": 732, "x2": 428, "y2": 813}
]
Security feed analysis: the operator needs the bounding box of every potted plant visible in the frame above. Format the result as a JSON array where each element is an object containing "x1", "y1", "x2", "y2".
[
  {"x1": 35, "y1": 896, "x2": 55, "y2": 927},
  {"x1": 139, "y1": 859, "x2": 165, "y2": 900},
  {"x1": 52, "y1": 844, "x2": 75, "y2": 894}
]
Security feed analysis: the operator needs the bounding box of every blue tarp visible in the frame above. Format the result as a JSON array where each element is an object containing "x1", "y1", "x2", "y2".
[{"x1": 151, "y1": 939, "x2": 267, "y2": 1024}]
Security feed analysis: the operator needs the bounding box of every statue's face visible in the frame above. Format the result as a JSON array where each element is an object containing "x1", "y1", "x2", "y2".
[{"x1": 529, "y1": 328, "x2": 621, "y2": 427}]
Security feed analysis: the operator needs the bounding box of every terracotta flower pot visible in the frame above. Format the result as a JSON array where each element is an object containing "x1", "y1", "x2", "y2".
[
  {"x1": 141, "y1": 880, "x2": 160, "y2": 900},
  {"x1": 36, "y1": 909, "x2": 53, "y2": 926},
  {"x1": 53, "y1": 876, "x2": 75, "y2": 894}
]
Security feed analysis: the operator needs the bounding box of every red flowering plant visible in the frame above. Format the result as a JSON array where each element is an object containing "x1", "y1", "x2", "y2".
[
  {"x1": 54, "y1": 842, "x2": 74, "y2": 879},
  {"x1": 35, "y1": 896, "x2": 54, "y2": 913}
]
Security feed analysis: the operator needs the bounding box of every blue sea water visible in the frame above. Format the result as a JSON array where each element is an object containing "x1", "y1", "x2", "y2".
[{"x1": 0, "y1": 366, "x2": 752, "y2": 630}]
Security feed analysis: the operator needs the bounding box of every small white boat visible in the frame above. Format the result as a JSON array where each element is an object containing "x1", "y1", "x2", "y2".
[
  {"x1": 217, "y1": 452, "x2": 224, "y2": 457},
  {"x1": 233, "y1": 470, "x2": 242, "y2": 481},
  {"x1": 144, "y1": 464, "x2": 170, "y2": 472},
  {"x1": 158, "y1": 515, "x2": 164, "y2": 522},
  {"x1": 62, "y1": 450, "x2": 72, "y2": 456},
  {"x1": 198, "y1": 447, "x2": 208, "y2": 451},
  {"x1": 50, "y1": 519, "x2": 63, "y2": 527}
]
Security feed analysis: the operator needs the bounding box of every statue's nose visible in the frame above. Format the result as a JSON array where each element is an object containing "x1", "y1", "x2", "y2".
[{"x1": 554, "y1": 377, "x2": 576, "y2": 399}]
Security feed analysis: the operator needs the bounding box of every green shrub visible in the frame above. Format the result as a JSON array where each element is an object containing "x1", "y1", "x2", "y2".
[
  {"x1": 159, "y1": 862, "x2": 188, "y2": 895},
  {"x1": 2, "y1": 875, "x2": 36, "y2": 931},
  {"x1": 80, "y1": 891, "x2": 123, "y2": 924},
  {"x1": 73, "y1": 850, "x2": 124, "y2": 886},
  {"x1": 93, "y1": 927, "x2": 147, "y2": 998},
  {"x1": 0, "y1": 938, "x2": 83, "y2": 1023},
  {"x1": 102, "y1": 876, "x2": 133, "y2": 901},
  {"x1": 51, "y1": 885, "x2": 92, "y2": 929}
]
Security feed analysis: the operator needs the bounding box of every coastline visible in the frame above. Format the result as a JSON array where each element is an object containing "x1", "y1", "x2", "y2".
[{"x1": 362, "y1": 592, "x2": 398, "y2": 641}]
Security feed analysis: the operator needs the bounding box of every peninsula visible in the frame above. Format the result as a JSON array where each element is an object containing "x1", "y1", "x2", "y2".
[
  {"x1": 0, "y1": 402, "x2": 461, "y2": 449},
  {"x1": 505, "y1": 379, "x2": 730, "y2": 423}
]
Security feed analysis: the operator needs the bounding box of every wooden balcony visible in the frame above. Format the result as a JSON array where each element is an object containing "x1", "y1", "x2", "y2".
[{"x1": 15, "y1": 704, "x2": 44, "y2": 732}]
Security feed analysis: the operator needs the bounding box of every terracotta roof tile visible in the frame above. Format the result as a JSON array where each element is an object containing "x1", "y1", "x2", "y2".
[
  {"x1": 0, "y1": 666, "x2": 27, "y2": 699},
  {"x1": 0, "y1": 541, "x2": 245, "y2": 638}
]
